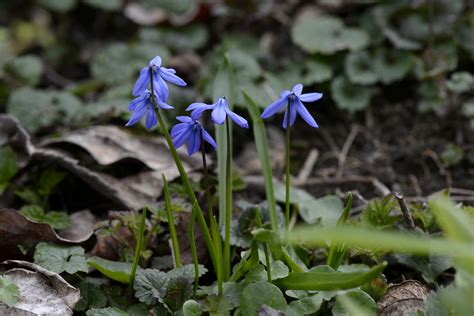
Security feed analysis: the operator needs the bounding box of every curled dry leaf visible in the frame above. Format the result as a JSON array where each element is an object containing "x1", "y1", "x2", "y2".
[
  {"x1": 0, "y1": 115, "x2": 203, "y2": 210},
  {"x1": 377, "y1": 280, "x2": 429, "y2": 315},
  {"x1": 0, "y1": 209, "x2": 87, "y2": 262},
  {"x1": 57, "y1": 210, "x2": 97, "y2": 242},
  {"x1": 0, "y1": 260, "x2": 80, "y2": 316}
]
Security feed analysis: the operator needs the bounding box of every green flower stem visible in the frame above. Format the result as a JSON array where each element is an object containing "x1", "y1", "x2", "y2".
[
  {"x1": 188, "y1": 202, "x2": 199, "y2": 297},
  {"x1": 285, "y1": 106, "x2": 291, "y2": 234},
  {"x1": 223, "y1": 117, "x2": 232, "y2": 281},
  {"x1": 162, "y1": 174, "x2": 181, "y2": 267},
  {"x1": 155, "y1": 108, "x2": 218, "y2": 272},
  {"x1": 129, "y1": 206, "x2": 148, "y2": 293},
  {"x1": 211, "y1": 215, "x2": 223, "y2": 295},
  {"x1": 200, "y1": 132, "x2": 213, "y2": 218},
  {"x1": 255, "y1": 206, "x2": 272, "y2": 282}
]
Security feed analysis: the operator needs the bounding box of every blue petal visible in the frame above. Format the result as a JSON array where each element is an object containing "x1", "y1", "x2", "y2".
[
  {"x1": 291, "y1": 83, "x2": 303, "y2": 96},
  {"x1": 261, "y1": 96, "x2": 288, "y2": 119},
  {"x1": 132, "y1": 67, "x2": 150, "y2": 96},
  {"x1": 299, "y1": 92, "x2": 323, "y2": 102},
  {"x1": 191, "y1": 104, "x2": 214, "y2": 120},
  {"x1": 211, "y1": 100, "x2": 226, "y2": 124},
  {"x1": 145, "y1": 106, "x2": 158, "y2": 129},
  {"x1": 296, "y1": 99, "x2": 318, "y2": 128},
  {"x1": 201, "y1": 128, "x2": 217, "y2": 149},
  {"x1": 160, "y1": 68, "x2": 187, "y2": 86},
  {"x1": 152, "y1": 72, "x2": 169, "y2": 101},
  {"x1": 172, "y1": 127, "x2": 192, "y2": 148},
  {"x1": 280, "y1": 90, "x2": 291, "y2": 98},
  {"x1": 157, "y1": 100, "x2": 174, "y2": 110},
  {"x1": 128, "y1": 94, "x2": 146, "y2": 111},
  {"x1": 176, "y1": 116, "x2": 193, "y2": 123},
  {"x1": 188, "y1": 129, "x2": 201, "y2": 155},
  {"x1": 125, "y1": 102, "x2": 148, "y2": 127},
  {"x1": 282, "y1": 99, "x2": 297, "y2": 129},
  {"x1": 186, "y1": 102, "x2": 209, "y2": 111},
  {"x1": 171, "y1": 123, "x2": 189, "y2": 138},
  {"x1": 225, "y1": 108, "x2": 249, "y2": 128},
  {"x1": 149, "y1": 56, "x2": 162, "y2": 67}
]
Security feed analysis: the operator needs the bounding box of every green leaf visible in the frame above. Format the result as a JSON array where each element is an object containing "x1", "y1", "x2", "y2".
[
  {"x1": 74, "y1": 281, "x2": 108, "y2": 311},
  {"x1": 274, "y1": 182, "x2": 343, "y2": 226},
  {"x1": 134, "y1": 269, "x2": 168, "y2": 305},
  {"x1": 286, "y1": 294, "x2": 323, "y2": 316},
  {"x1": 270, "y1": 260, "x2": 289, "y2": 280},
  {"x1": 360, "y1": 196, "x2": 400, "y2": 229},
  {"x1": 39, "y1": 0, "x2": 77, "y2": 12},
  {"x1": 291, "y1": 15, "x2": 368, "y2": 54},
  {"x1": 242, "y1": 91, "x2": 279, "y2": 231},
  {"x1": 5, "y1": 55, "x2": 43, "y2": 86},
  {"x1": 417, "y1": 80, "x2": 445, "y2": 112},
  {"x1": 245, "y1": 264, "x2": 266, "y2": 282},
  {"x1": 273, "y1": 262, "x2": 387, "y2": 291},
  {"x1": 303, "y1": 57, "x2": 333, "y2": 84},
  {"x1": 0, "y1": 146, "x2": 18, "y2": 195},
  {"x1": 287, "y1": 226, "x2": 474, "y2": 262},
  {"x1": 38, "y1": 168, "x2": 67, "y2": 197},
  {"x1": 446, "y1": 72, "x2": 474, "y2": 93},
  {"x1": 327, "y1": 193, "x2": 353, "y2": 269},
  {"x1": 7, "y1": 88, "x2": 83, "y2": 133},
  {"x1": 19, "y1": 205, "x2": 71, "y2": 230},
  {"x1": 393, "y1": 254, "x2": 451, "y2": 284},
  {"x1": 34, "y1": 242, "x2": 88, "y2": 274},
  {"x1": 86, "y1": 307, "x2": 128, "y2": 316},
  {"x1": 87, "y1": 257, "x2": 135, "y2": 284},
  {"x1": 183, "y1": 300, "x2": 202, "y2": 316},
  {"x1": 90, "y1": 42, "x2": 169, "y2": 85},
  {"x1": 83, "y1": 0, "x2": 122, "y2": 11},
  {"x1": 162, "y1": 275, "x2": 193, "y2": 311},
  {"x1": 373, "y1": 48, "x2": 414, "y2": 84},
  {"x1": 345, "y1": 51, "x2": 377, "y2": 85},
  {"x1": 333, "y1": 290, "x2": 376, "y2": 316},
  {"x1": 139, "y1": 25, "x2": 208, "y2": 52},
  {"x1": 330, "y1": 76, "x2": 373, "y2": 112},
  {"x1": 240, "y1": 281, "x2": 287, "y2": 316},
  {"x1": 441, "y1": 144, "x2": 464, "y2": 166},
  {"x1": 0, "y1": 275, "x2": 20, "y2": 307}
]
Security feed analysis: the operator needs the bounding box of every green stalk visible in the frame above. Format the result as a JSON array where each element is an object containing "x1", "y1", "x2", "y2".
[
  {"x1": 255, "y1": 206, "x2": 272, "y2": 282},
  {"x1": 129, "y1": 206, "x2": 147, "y2": 292},
  {"x1": 211, "y1": 215, "x2": 223, "y2": 295},
  {"x1": 223, "y1": 118, "x2": 232, "y2": 280},
  {"x1": 162, "y1": 174, "x2": 181, "y2": 267},
  {"x1": 285, "y1": 106, "x2": 291, "y2": 234},
  {"x1": 154, "y1": 109, "x2": 218, "y2": 272},
  {"x1": 200, "y1": 131, "x2": 213, "y2": 218},
  {"x1": 188, "y1": 202, "x2": 200, "y2": 297}
]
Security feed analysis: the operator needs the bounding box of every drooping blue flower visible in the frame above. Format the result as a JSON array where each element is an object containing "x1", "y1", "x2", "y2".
[
  {"x1": 261, "y1": 83, "x2": 322, "y2": 129},
  {"x1": 186, "y1": 97, "x2": 249, "y2": 128},
  {"x1": 126, "y1": 89, "x2": 173, "y2": 129},
  {"x1": 132, "y1": 56, "x2": 187, "y2": 100},
  {"x1": 170, "y1": 116, "x2": 217, "y2": 155}
]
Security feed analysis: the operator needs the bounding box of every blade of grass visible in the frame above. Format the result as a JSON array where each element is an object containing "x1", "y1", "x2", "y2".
[
  {"x1": 211, "y1": 215, "x2": 223, "y2": 295},
  {"x1": 242, "y1": 90, "x2": 278, "y2": 231},
  {"x1": 327, "y1": 192, "x2": 353, "y2": 269},
  {"x1": 162, "y1": 174, "x2": 181, "y2": 267},
  {"x1": 255, "y1": 205, "x2": 272, "y2": 282},
  {"x1": 129, "y1": 206, "x2": 147, "y2": 292},
  {"x1": 188, "y1": 202, "x2": 199, "y2": 297}
]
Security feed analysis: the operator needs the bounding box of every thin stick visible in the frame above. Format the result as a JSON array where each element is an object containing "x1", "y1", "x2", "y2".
[
  {"x1": 223, "y1": 117, "x2": 232, "y2": 281},
  {"x1": 129, "y1": 206, "x2": 147, "y2": 293},
  {"x1": 163, "y1": 174, "x2": 181, "y2": 267},
  {"x1": 296, "y1": 148, "x2": 319, "y2": 184},
  {"x1": 395, "y1": 192, "x2": 416, "y2": 230},
  {"x1": 336, "y1": 125, "x2": 359, "y2": 178}
]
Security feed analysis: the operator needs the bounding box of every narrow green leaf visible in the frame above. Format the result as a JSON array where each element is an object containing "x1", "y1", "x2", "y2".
[
  {"x1": 327, "y1": 192, "x2": 353, "y2": 269},
  {"x1": 163, "y1": 175, "x2": 181, "y2": 267},
  {"x1": 242, "y1": 91, "x2": 278, "y2": 231},
  {"x1": 273, "y1": 262, "x2": 387, "y2": 291},
  {"x1": 0, "y1": 146, "x2": 18, "y2": 194},
  {"x1": 87, "y1": 256, "x2": 135, "y2": 284}
]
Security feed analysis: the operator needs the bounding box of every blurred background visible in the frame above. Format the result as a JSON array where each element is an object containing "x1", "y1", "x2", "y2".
[{"x1": 0, "y1": 0, "x2": 473, "y2": 209}]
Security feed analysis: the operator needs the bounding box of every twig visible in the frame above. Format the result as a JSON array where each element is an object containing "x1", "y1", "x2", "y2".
[
  {"x1": 337, "y1": 125, "x2": 360, "y2": 178},
  {"x1": 395, "y1": 192, "x2": 416, "y2": 230},
  {"x1": 371, "y1": 178, "x2": 391, "y2": 196},
  {"x1": 296, "y1": 148, "x2": 319, "y2": 184}
]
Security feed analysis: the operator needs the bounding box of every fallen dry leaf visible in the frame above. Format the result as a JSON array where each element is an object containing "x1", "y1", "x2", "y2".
[
  {"x1": 58, "y1": 210, "x2": 97, "y2": 242},
  {"x1": 377, "y1": 280, "x2": 429, "y2": 315},
  {"x1": 0, "y1": 260, "x2": 80, "y2": 316}
]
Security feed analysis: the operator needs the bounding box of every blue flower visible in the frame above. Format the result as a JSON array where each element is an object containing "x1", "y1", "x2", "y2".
[
  {"x1": 186, "y1": 97, "x2": 249, "y2": 128},
  {"x1": 132, "y1": 56, "x2": 187, "y2": 100},
  {"x1": 170, "y1": 116, "x2": 217, "y2": 155},
  {"x1": 261, "y1": 83, "x2": 322, "y2": 129},
  {"x1": 126, "y1": 89, "x2": 174, "y2": 129}
]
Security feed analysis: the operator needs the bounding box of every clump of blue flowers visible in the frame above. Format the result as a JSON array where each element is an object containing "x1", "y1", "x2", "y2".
[
  {"x1": 171, "y1": 116, "x2": 217, "y2": 155},
  {"x1": 126, "y1": 89, "x2": 173, "y2": 129}
]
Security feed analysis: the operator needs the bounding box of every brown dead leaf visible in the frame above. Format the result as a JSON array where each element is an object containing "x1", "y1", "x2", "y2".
[
  {"x1": 377, "y1": 280, "x2": 429, "y2": 316},
  {"x1": 0, "y1": 209, "x2": 87, "y2": 262},
  {"x1": 58, "y1": 210, "x2": 97, "y2": 242},
  {"x1": 0, "y1": 260, "x2": 80, "y2": 316}
]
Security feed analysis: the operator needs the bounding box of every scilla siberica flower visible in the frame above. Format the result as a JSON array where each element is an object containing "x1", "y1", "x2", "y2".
[
  {"x1": 133, "y1": 56, "x2": 187, "y2": 100},
  {"x1": 186, "y1": 97, "x2": 249, "y2": 128},
  {"x1": 125, "y1": 89, "x2": 173, "y2": 129},
  {"x1": 261, "y1": 83, "x2": 322, "y2": 128},
  {"x1": 171, "y1": 116, "x2": 217, "y2": 155}
]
